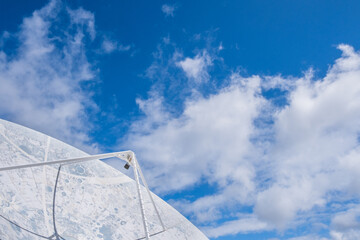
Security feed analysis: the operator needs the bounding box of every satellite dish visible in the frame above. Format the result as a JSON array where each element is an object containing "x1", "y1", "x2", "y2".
[{"x1": 0, "y1": 119, "x2": 208, "y2": 240}]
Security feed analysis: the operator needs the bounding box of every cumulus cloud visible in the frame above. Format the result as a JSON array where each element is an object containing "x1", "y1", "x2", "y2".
[
  {"x1": 123, "y1": 44, "x2": 360, "y2": 238},
  {"x1": 125, "y1": 74, "x2": 264, "y2": 194},
  {"x1": 203, "y1": 215, "x2": 269, "y2": 238},
  {"x1": 161, "y1": 4, "x2": 177, "y2": 17},
  {"x1": 176, "y1": 50, "x2": 213, "y2": 84},
  {"x1": 330, "y1": 205, "x2": 360, "y2": 239},
  {"x1": 254, "y1": 44, "x2": 360, "y2": 229},
  {"x1": 0, "y1": 0, "x2": 98, "y2": 151}
]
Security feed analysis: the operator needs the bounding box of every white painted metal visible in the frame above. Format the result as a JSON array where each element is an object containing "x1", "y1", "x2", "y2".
[
  {"x1": 0, "y1": 150, "x2": 156, "y2": 239},
  {"x1": 132, "y1": 154, "x2": 151, "y2": 240},
  {"x1": 135, "y1": 155, "x2": 166, "y2": 231},
  {"x1": 0, "y1": 119, "x2": 209, "y2": 240},
  {"x1": 0, "y1": 151, "x2": 134, "y2": 172}
]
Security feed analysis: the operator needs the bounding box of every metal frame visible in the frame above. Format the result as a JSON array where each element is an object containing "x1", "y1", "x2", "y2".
[{"x1": 0, "y1": 151, "x2": 165, "y2": 240}]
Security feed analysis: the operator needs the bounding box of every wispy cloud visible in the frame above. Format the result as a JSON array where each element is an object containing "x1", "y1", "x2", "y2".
[
  {"x1": 161, "y1": 4, "x2": 177, "y2": 17},
  {"x1": 0, "y1": 0, "x2": 98, "y2": 151},
  {"x1": 0, "y1": 31, "x2": 10, "y2": 48},
  {"x1": 101, "y1": 38, "x2": 131, "y2": 54},
  {"x1": 67, "y1": 6, "x2": 96, "y2": 40},
  {"x1": 176, "y1": 50, "x2": 213, "y2": 84}
]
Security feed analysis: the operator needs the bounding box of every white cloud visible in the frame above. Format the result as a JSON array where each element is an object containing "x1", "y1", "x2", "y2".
[
  {"x1": 254, "y1": 44, "x2": 360, "y2": 229},
  {"x1": 125, "y1": 74, "x2": 263, "y2": 194},
  {"x1": 122, "y1": 73, "x2": 267, "y2": 234},
  {"x1": 176, "y1": 50, "x2": 213, "y2": 84},
  {"x1": 203, "y1": 215, "x2": 269, "y2": 238},
  {"x1": 0, "y1": 0, "x2": 98, "y2": 151},
  {"x1": 287, "y1": 235, "x2": 329, "y2": 240},
  {"x1": 161, "y1": 4, "x2": 177, "y2": 17},
  {"x1": 101, "y1": 39, "x2": 117, "y2": 53},
  {"x1": 329, "y1": 205, "x2": 360, "y2": 239},
  {"x1": 218, "y1": 42, "x2": 224, "y2": 51},
  {"x1": 331, "y1": 206, "x2": 360, "y2": 232},
  {"x1": 67, "y1": 6, "x2": 96, "y2": 40},
  {"x1": 101, "y1": 38, "x2": 131, "y2": 54},
  {"x1": 330, "y1": 230, "x2": 360, "y2": 240},
  {"x1": 123, "y1": 44, "x2": 360, "y2": 237}
]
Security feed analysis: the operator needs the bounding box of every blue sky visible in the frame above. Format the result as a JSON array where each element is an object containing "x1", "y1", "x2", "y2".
[{"x1": 1, "y1": 0, "x2": 360, "y2": 239}]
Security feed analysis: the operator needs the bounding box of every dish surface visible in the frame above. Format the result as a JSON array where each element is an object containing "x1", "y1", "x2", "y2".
[{"x1": 0, "y1": 119, "x2": 208, "y2": 240}]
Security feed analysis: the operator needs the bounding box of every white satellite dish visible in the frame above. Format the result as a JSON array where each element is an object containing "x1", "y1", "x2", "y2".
[{"x1": 0, "y1": 119, "x2": 208, "y2": 240}]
